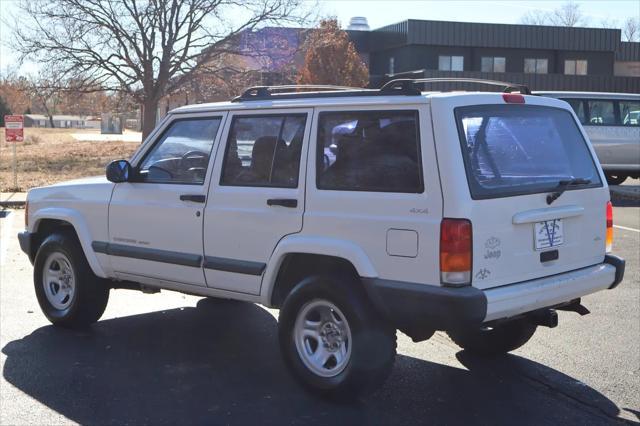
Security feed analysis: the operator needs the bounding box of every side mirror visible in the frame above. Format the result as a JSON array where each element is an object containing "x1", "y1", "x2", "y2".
[{"x1": 106, "y1": 160, "x2": 133, "y2": 183}]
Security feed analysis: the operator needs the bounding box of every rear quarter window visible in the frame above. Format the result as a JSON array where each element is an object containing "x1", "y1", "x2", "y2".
[
  {"x1": 316, "y1": 110, "x2": 423, "y2": 193},
  {"x1": 455, "y1": 104, "x2": 602, "y2": 199}
]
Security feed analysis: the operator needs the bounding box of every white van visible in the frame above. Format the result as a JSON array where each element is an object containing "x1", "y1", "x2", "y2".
[
  {"x1": 19, "y1": 80, "x2": 625, "y2": 397},
  {"x1": 536, "y1": 91, "x2": 640, "y2": 185}
]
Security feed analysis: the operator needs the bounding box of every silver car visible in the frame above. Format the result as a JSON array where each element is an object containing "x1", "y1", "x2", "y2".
[{"x1": 536, "y1": 91, "x2": 640, "y2": 185}]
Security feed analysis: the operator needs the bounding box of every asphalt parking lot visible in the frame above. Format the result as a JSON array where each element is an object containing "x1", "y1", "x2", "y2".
[{"x1": 0, "y1": 206, "x2": 638, "y2": 425}]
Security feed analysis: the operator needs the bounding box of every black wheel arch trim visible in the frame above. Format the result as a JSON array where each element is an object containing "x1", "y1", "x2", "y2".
[{"x1": 18, "y1": 231, "x2": 36, "y2": 264}]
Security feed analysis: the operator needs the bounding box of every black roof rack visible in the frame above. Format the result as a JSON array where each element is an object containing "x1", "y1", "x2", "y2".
[
  {"x1": 380, "y1": 78, "x2": 531, "y2": 95},
  {"x1": 230, "y1": 79, "x2": 531, "y2": 102},
  {"x1": 231, "y1": 85, "x2": 373, "y2": 102}
]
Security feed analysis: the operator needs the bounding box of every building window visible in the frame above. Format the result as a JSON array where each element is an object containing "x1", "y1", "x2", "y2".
[
  {"x1": 389, "y1": 57, "x2": 395, "y2": 74},
  {"x1": 564, "y1": 59, "x2": 588, "y2": 75},
  {"x1": 524, "y1": 58, "x2": 548, "y2": 74},
  {"x1": 439, "y1": 55, "x2": 464, "y2": 71},
  {"x1": 481, "y1": 57, "x2": 506, "y2": 73}
]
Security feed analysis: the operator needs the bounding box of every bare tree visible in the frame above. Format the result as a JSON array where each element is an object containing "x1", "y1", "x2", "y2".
[
  {"x1": 27, "y1": 71, "x2": 67, "y2": 128},
  {"x1": 12, "y1": 0, "x2": 307, "y2": 138},
  {"x1": 548, "y1": 1, "x2": 589, "y2": 27},
  {"x1": 519, "y1": 1, "x2": 589, "y2": 27},
  {"x1": 623, "y1": 17, "x2": 640, "y2": 42},
  {"x1": 599, "y1": 17, "x2": 618, "y2": 29},
  {"x1": 519, "y1": 10, "x2": 550, "y2": 26}
]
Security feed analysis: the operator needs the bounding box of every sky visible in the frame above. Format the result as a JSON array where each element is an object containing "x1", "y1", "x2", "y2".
[
  {"x1": 318, "y1": 0, "x2": 638, "y2": 29},
  {"x1": 0, "y1": 0, "x2": 638, "y2": 76}
]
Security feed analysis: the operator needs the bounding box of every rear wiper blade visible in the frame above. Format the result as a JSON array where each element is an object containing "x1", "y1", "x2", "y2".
[{"x1": 546, "y1": 178, "x2": 591, "y2": 205}]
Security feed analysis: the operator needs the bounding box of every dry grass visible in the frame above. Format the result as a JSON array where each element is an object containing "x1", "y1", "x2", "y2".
[{"x1": 0, "y1": 128, "x2": 140, "y2": 192}]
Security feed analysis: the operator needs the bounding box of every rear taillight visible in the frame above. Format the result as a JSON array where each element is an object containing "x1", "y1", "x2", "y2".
[
  {"x1": 606, "y1": 201, "x2": 613, "y2": 253},
  {"x1": 25, "y1": 201, "x2": 29, "y2": 228},
  {"x1": 440, "y1": 218, "x2": 472, "y2": 287}
]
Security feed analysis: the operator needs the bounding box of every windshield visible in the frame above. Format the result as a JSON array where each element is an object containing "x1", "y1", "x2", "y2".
[{"x1": 455, "y1": 105, "x2": 602, "y2": 199}]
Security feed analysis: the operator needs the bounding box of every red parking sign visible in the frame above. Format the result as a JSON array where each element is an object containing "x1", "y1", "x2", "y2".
[{"x1": 5, "y1": 115, "x2": 24, "y2": 142}]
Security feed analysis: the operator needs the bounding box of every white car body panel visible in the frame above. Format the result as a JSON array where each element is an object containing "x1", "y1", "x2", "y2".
[{"x1": 27, "y1": 176, "x2": 115, "y2": 278}]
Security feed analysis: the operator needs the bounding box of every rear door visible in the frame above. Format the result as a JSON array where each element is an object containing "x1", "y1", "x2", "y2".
[
  {"x1": 202, "y1": 109, "x2": 311, "y2": 295},
  {"x1": 432, "y1": 95, "x2": 607, "y2": 290}
]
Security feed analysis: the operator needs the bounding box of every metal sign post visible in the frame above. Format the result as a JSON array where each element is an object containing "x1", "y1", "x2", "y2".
[{"x1": 4, "y1": 115, "x2": 24, "y2": 190}]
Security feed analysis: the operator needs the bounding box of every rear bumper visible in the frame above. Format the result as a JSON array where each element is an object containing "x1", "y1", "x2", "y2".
[
  {"x1": 364, "y1": 256, "x2": 625, "y2": 334},
  {"x1": 483, "y1": 259, "x2": 620, "y2": 322}
]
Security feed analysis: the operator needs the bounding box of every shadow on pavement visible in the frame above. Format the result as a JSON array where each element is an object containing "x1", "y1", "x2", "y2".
[{"x1": 3, "y1": 297, "x2": 624, "y2": 425}]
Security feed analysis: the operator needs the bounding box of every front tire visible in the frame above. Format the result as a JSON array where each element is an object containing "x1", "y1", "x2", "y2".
[
  {"x1": 605, "y1": 173, "x2": 627, "y2": 186},
  {"x1": 34, "y1": 231, "x2": 109, "y2": 328},
  {"x1": 447, "y1": 318, "x2": 537, "y2": 356},
  {"x1": 278, "y1": 275, "x2": 396, "y2": 398}
]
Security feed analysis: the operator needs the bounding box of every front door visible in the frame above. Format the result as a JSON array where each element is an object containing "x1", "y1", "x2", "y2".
[
  {"x1": 203, "y1": 109, "x2": 312, "y2": 295},
  {"x1": 108, "y1": 114, "x2": 226, "y2": 287}
]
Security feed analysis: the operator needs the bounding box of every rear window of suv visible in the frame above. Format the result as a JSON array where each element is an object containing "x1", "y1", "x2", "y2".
[{"x1": 455, "y1": 105, "x2": 602, "y2": 199}]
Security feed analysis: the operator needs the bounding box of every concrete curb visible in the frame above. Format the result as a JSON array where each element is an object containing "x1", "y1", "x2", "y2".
[
  {"x1": 0, "y1": 201, "x2": 26, "y2": 208},
  {"x1": 0, "y1": 193, "x2": 27, "y2": 209}
]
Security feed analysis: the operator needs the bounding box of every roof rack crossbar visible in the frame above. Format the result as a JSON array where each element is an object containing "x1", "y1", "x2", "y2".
[
  {"x1": 380, "y1": 78, "x2": 531, "y2": 95},
  {"x1": 232, "y1": 84, "x2": 364, "y2": 102},
  {"x1": 229, "y1": 78, "x2": 532, "y2": 102}
]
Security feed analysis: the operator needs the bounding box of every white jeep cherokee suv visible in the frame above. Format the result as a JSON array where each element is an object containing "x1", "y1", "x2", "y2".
[{"x1": 18, "y1": 80, "x2": 625, "y2": 397}]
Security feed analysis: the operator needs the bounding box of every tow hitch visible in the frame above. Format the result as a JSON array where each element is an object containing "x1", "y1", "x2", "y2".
[
  {"x1": 528, "y1": 299, "x2": 591, "y2": 329},
  {"x1": 530, "y1": 309, "x2": 559, "y2": 328},
  {"x1": 556, "y1": 298, "x2": 591, "y2": 316}
]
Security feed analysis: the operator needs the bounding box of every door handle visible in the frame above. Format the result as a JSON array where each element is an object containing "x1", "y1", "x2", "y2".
[
  {"x1": 180, "y1": 194, "x2": 206, "y2": 203},
  {"x1": 266, "y1": 198, "x2": 298, "y2": 208}
]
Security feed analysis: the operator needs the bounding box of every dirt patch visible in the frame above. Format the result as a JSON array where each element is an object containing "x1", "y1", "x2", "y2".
[{"x1": 0, "y1": 128, "x2": 139, "y2": 191}]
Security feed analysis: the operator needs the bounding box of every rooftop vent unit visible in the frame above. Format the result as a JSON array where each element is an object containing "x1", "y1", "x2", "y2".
[{"x1": 347, "y1": 17, "x2": 370, "y2": 31}]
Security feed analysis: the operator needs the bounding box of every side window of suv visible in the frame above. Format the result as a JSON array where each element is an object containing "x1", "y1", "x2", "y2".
[
  {"x1": 138, "y1": 117, "x2": 222, "y2": 184},
  {"x1": 587, "y1": 100, "x2": 616, "y2": 125},
  {"x1": 221, "y1": 114, "x2": 307, "y2": 188},
  {"x1": 619, "y1": 101, "x2": 640, "y2": 126},
  {"x1": 316, "y1": 110, "x2": 423, "y2": 193}
]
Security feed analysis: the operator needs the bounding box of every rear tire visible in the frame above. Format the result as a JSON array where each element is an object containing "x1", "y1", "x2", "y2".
[
  {"x1": 447, "y1": 318, "x2": 537, "y2": 356},
  {"x1": 34, "y1": 231, "x2": 109, "y2": 328},
  {"x1": 278, "y1": 275, "x2": 396, "y2": 399},
  {"x1": 605, "y1": 173, "x2": 627, "y2": 186}
]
